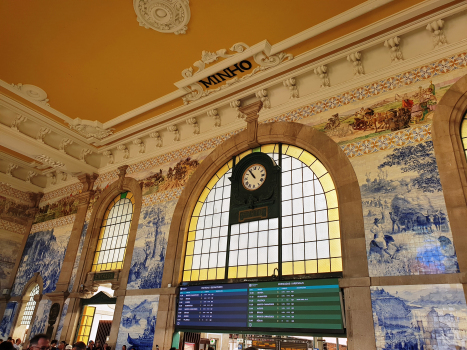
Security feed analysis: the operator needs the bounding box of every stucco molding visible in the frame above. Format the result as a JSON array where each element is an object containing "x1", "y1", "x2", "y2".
[{"x1": 134, "y1": 0, "x2": 190, "y2": 35}]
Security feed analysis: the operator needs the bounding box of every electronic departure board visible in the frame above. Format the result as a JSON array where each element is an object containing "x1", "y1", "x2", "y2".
[{"x1": 176, "y1": 279, "x2": 345, "y2": 334}]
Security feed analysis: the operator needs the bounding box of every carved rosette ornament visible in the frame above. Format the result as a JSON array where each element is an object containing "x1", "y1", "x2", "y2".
[
  {"x1": 11, "y1": 84, "x2": 50, "y2": 106},
  {"x1": 134, "y1": 0, "x2": 190, "y2": 35}
]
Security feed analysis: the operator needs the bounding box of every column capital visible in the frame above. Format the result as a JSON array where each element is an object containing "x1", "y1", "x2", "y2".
[
  {"x1": 74, "y1": 191, "x2": 94, "y2": 206},
  {"x1": 77, "y1": 173, "x2": 99, "y2": 193}
]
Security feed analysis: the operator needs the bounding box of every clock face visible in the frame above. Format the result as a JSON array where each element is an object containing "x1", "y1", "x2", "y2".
[{"x1": 242, "y1": 164, "x2": 267, "y2": 191}]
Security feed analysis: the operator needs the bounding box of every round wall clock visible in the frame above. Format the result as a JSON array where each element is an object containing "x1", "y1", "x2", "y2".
[{"x1": 242, "y1": 164, "x2": 267, "y2": 191}]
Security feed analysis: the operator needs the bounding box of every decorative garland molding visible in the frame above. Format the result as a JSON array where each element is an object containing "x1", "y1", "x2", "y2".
[
  {"x1": 134, "y1": 0, "x2": 191, "y2": 35},
  {"x1": 68, "y1": 118, "x2": 114, "y2": 140}
]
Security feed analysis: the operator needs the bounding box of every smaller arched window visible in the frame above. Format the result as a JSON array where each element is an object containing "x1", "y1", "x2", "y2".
[
  {"x1": 92, "y1": 192, "x2": 135, "y2": 272},
  {"x1": 461, "y1": 113, "x2": 467, "y2": 159},
  {"x1": 20, "y1": 284, "x2": 39, "y2": 326}
]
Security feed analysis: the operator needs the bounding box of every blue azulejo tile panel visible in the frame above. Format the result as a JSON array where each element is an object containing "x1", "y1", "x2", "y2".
[
  {"x1": 0, "y1": 302, "x2": 17, "y2": 338},
  {"x1": 29, "y1": 299, "x2": 51, "y2": 339},
  {"x1": 116, "y1": 295, "x2": 159, "y2": 350},
  {"x1": 68, "y1": 222, "x2": 89, "y2": 292},
  {"x1": 127, "y1": 201, "x2": 177, "y2": 290},
  {"x1": 371, "y1": 284, "x2": 467, "y2": 349},
  {"x1": 55, "y1": 298, "x2": 70, "y2": 340},
  {"x1": 11, "y1": 224, "x2": 73, "y2": 296},
  {"x1": 351, "y1": 141, "x2": 459, "y2": 277}
]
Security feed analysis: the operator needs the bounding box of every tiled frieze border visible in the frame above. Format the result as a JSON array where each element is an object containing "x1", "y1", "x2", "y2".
[
  {"x1": 41, "y1": 182, "x2": 83, "y2": 204},
  {"x1": 262, "y1": 52, "x2": 467, "y2": 124},
  {"x1": 0, "y1": 184, "x2": 32, "y2": 204},
  {"x1": 341, "y1": 123, "x2": 432, "y2": 158},
  {"x1": 94, "y1": 129, "x2": 244, "y2": 188},
  {"x1": 142, "y1": 187, "x2": 182, "y2": 207},
  {"x1": 0, "y1": 219, "x2": 27, "y2": 235},
  {"x1": 30, "y1": 214, "x2": 76, "y2": 234}
]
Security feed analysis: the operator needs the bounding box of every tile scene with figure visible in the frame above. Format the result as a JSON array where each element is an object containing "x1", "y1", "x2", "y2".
[
  {"x1": 371, "y1": 284, "x2": 467, "y2": 349},
  {"x1": 116, "y1": 295, "x2": 159, "y2": 350}
]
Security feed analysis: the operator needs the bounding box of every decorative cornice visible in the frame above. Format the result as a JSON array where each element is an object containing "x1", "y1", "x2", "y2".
[
  {"x1": 134, "y1": 0, "x2": 191, "y2": 35},
  {"x1": 34, "y1": 155, "x2": 65, "y2": 168},
  {"x1": 68, "y1": 118, "x2": 114, "y2": 140}
]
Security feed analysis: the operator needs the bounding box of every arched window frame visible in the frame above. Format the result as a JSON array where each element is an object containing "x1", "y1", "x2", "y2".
[{"x1": 182, "y1": 143, "x2": 342, "y2": 283}]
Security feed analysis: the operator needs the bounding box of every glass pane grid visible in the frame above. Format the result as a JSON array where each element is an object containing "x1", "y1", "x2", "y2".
[
  {"x1": 184, "y1": 166, "x2": 232, "y2": 282},
  {"x1": 281, "y1": 149, "x2": 342, "y2": 275},
  {"x1": 20, "y1": 284, "x2": 39, "y2": 325},
  {"x1": 92, "y1": 192, "x2": 134, "y2": 272},
  {"x1": 228, "y1": 218, "x2": 279, "y2": 279},
  {"x1": 462, "y1": 118, "x2": 467, "y2": 156}
]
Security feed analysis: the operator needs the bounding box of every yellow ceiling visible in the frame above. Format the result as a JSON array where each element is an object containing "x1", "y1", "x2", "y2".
[{"x1": 0, "y1": 0, "x2": 427, "y2": 128}]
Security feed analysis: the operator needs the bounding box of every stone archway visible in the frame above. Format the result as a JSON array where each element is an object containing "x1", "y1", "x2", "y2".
[{"x1": 156, "y1": 104, "x2": 375, "y2": 350}]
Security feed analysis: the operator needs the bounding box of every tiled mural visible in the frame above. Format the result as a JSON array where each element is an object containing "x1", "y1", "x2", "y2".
[
  {"x1": 371, "y1": 284, "x2": 467, "y2": 349},
  {"x1": 116, "y1": 295, "x2": 159, "y2": 350},
  {"x1": 68, "y1": 222, "x2": 89, "y2": 292},
  {"x1": 0, "y1": 228, "x2": 23, "y2": 286},
  {"x1": 29, "y1": 299, "x2": 51, "y2": 339},
  {"x1": 34, "y1": 196, "x2": 78, "y2": 224},
  {"x1": 127, "y1": 200, "x2": 177, "y2": 290},
  {"x1": 0, "y1": 302, "x2": 17, "y2": 338},
  {"x1": 55, "y1": 298, "x2": 70, "y2": 340},
  {"x1": 11, "y1": 224, "x2": 73, "y2": 296}
]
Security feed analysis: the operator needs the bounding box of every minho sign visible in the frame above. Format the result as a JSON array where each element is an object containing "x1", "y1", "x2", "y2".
[{"x1": 198, "y1": 60, "x2": 253, "y2": 89}]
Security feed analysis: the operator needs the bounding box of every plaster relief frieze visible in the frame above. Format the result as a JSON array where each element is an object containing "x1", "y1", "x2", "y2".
[
  {"x1": 34, "y1": 155, "x2": 65, "y2": 168},
  {"x1": 117, "y1": 145, "x2": 129, "y2": 160},
  {"x1": 283, "y1": 78, "x2": 299, "y2": 99},
  {"x1": 134, "y1": 0, "x2": 191, "y2": 35},
  {"x1": 181, "y1": 42, "x2": 250, "y2": 78},
  {"x1": 167, "y1": 125, "x2": 180, "y2": 141},
  {"x1": 103, "y1": 150, "x2": 114, "y2": 164},
  {"x1": 314, "y1": 65, "x2": 330, "y2": 88},
  {"x1": 181, "y1": 50, "x2": 293, "y2": 105},
  {"x1": 36, "y1": 127, "x2": 51, "y2": 143},
  {"x1": 10, "y1": 114, "x2": 27, "y2": 131},
  {"x1": 384, "y1": 36, "x2": 403, "y2": 63},
  {"x1": 255, "y1": 89, "x2": 271, "y2": 109},
  {"x1": 186, "y1": 117, "x2": 199, "y2": 134},
  {"x1": 11, "y1": 83, "x2": 50, "y2": 106},
  {"x1": 79, "y1": 149, "x2": 92, "y2": 163},
  {"x1": 68, "y1": 118, "x2": 114, "y2": 140},
  {"x1": 207, "y1": 109, "x2": 221, "y2": 127},
  {"x1": 230, "y1": 100, "x2": 246, "y2": 119},
  {"x1": 26, "y1": 171, "x2": 37, "y2": 183},
  {"x1": 426, "y1": 19, "x2": 448, "y2": 49},
  {"x1": 133, "y1": 139, "x2": 145, "y2": 154},
  {"x1": 59, "y1": 138, "x2": 73, "y2": 153},
  {"x1": 347, "y1": 51, "x2": 364, "y2": 77},
  {"x1": 149, "y1": 131, "x2": 163, "y2": 147},
  {"x1": 6, "y1": 163, "x2": 18, "y2": 176}
]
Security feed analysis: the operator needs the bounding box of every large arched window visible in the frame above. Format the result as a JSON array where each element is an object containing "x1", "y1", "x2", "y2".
[
  {"x1": 20, "y1": 284, "x2": 39, "y2": 326},
  {"x1": 461, "y1": 113, "x2": 467, "y2": 159},
  {"x1": 92, "y1": 192, "x2": 135, "y2": 272},
  {"x1": 183, "y1": 144, "x2": 341, "y2": 282}
]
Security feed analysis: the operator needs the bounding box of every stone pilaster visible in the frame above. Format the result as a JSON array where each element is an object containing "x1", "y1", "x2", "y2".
[{"x1": 153, "y1": 293, "x2": 177, "y2": 350}]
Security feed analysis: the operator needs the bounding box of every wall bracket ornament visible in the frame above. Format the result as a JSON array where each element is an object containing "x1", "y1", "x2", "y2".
[
  {"x1": 11, "y1": 114, "x2": 27, "y2": 131},
  {"x1": 134, "y1": 0, "x2": 191, "y2": 35},
  {"x1": 384, "y1": 36, "x2": 403, "y2": 63},
  {"x1": 167, "y1": 125, "x2": 180, "y2": 141},
  {"x1": 426, "y1": 19, "x2": 447, "y2": 49},
  {"x1": 11, "y1": 83, "x2": 50, "y2": 106},
  {"x1": 186, "y1": 117, "x2": 200, "y2": 134},
  {"x1": 68, "y1": 118, "x2": 114, "y2": 140},
  {"x1": 103, "y1": 150, "x2": 114, "y2": 164},
  {"x1": 149, "y1": 131, "x2": 163, "y2": 147},
  {"x1": 117, "y1": 145, "x2": 130, "y2": 160}
]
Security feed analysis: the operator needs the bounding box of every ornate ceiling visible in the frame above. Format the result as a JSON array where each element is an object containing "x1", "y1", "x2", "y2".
[{"x1": 1, "y1": 0, "x2": 461, "y2": 191}]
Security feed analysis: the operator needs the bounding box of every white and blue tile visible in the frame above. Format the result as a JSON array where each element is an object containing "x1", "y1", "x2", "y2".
[{"x1": 0, "y1": 302, "x2": 17, "y2": 338}]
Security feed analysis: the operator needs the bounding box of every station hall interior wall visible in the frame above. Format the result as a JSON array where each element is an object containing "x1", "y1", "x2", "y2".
[{"x1": 1, "y1": 47, "x2": 467, "y2": 350}]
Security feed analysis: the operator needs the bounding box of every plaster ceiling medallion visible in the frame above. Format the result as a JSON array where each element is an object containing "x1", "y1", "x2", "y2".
[
  {"x1": 68, "y1": 118, "x2": 114, "y2": 140},
  {"x1": 134, "y1": 0, "x2": 190, "y2": 35},
  {"x1": 11, "y1": 83, "x2": 50, "y2": 106},
  {"x1": 182, "y1": 43, "x2": 250, "y2": 78}
]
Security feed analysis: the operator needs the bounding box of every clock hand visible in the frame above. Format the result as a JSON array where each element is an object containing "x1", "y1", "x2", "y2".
[{"x1": 248, "y1": 169, "x2": 256, "y2": 179}]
